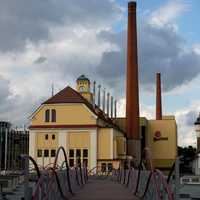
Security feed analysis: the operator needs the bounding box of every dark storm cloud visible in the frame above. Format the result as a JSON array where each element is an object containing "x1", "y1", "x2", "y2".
[
  {"x1": 0, "y1": 0, "x2": 121, "y2": 52},
  {"x1": 95, "y1": 22, "x2": 200, "y2": 93},
  {"x1": 139, "y1": 23, "x2": 200, "y2": 91}
]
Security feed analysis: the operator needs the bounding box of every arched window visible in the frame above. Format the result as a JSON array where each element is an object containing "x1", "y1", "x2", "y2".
[
  {"x1": 52, "y1": 109, "x2": 56, "y2": 122},
  {"x1": 45, "y1": 109, "x2": 50, "y2": 122}
]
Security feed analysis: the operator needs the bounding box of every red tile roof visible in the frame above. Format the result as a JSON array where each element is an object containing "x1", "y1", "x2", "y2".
[{"x1": 43, "y1": 86, "x2": 87, "y2": 104}]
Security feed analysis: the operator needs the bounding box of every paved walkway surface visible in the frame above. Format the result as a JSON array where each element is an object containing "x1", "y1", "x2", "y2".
[{"x1": 70, "y1": 179, "x2": 138, "y2": 200}]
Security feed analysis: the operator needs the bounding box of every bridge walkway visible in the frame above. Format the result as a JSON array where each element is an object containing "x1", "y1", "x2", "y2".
[{"x1": 70, "y1": 179, "x2": 138, "y2": 200}]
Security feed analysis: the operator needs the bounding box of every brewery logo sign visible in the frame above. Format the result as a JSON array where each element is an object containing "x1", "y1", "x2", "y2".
[{"x1": 153, "y1": 131, "x2": 168, "y2": 141}]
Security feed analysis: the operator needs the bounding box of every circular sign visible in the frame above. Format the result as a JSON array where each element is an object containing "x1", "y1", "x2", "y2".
[{"x1": 154, "y1": 131, "x2": 161, "y2": 138}]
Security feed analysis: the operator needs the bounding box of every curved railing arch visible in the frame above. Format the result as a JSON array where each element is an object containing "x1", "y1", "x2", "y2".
[
  {"x1": 53, "y1": 146, "x2": 73, "y2": 195},
  {"x1": 21, "y1": 154, "x2": 41, "y2": 180},
  {"x1": 22, "y1": 146, "x2": 87, "y2": 200}
]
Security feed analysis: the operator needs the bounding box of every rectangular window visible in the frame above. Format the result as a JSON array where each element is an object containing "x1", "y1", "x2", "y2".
[
  {"x1": 51, "y1": 149, "x2": 56, "y2": 157},
  {"x1": 76, "y1": 158, "x2": 81, "y2": 166},
  {"x1": 37, "y1": 149, "x2": 42, "y2": 157},
  {"x1": 69, "y1": 149, "x2": 74, "y2": 157},
  {"x1": 69, "y1": 159, "x2": 74, "y2": 167},
  {"x1": 44, "y1": 149, "x2": 49, "y2": 157},
  {"x1": 83, "y1": 159, "x2": 88, "y2": 167},
  {"x1": 101, "y1": 163, "x2": 106, "y2": 172},
  {"x1": 83, "y1": 149, "x2": 88, "y2": 157},
  {"x1": 76, "y1": 149, "x2": 81, "y2": 158},
  {"x1": 108, "y1": 163, "x2": 113, "y2": 172}
]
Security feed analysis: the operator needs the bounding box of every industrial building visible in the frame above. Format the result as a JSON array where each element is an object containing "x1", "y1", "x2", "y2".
[
  {"x1": 29, "y1": 2, "x2": 177, "y2": 172},
  {"x1": 0, "y1": 121, "x2": 29, "y2": 172}
]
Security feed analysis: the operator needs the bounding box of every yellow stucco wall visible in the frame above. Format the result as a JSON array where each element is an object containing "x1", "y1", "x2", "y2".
[
  {"x1": 68, "y1": 132, "x2": 90, "y2": 149},
  {"x1": 98, "y1": 128, "x2": 112, "y2": 160},
  {"x1": 31, "y1": 103, "x2": 96, "y2": 125},
  {"x1": 146, "y1": 118, "x2": 177, "y2": 168},
  {"x1": 116, "y1": 136, "x2": 126, "y2": 158},
  {"x1": 80, "y1": 92, "x2": 93, "y2": 103},
  {"x1": 68, "y1": 131, "x2": 91, "y2": 168},
  {"x1": 36, "y1": 132, "x2": 58, "y2": 149},
  {"x1": 113, "y1": 129, "x2": 126, "y2": 159}
]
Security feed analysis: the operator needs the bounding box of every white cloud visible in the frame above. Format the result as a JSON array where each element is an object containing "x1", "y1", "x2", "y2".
[
  {"x1": 174, "y1": 101, "x2": 200, "y2": 147},
  {"x1": 0, "y1": 0, "x2": 199, "y2": 150},
  {"x1": 150, "y1": 0, "x2": 189, "y2": 27}
]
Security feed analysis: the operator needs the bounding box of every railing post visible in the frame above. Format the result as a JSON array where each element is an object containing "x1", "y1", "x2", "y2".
[
  {"x1": 23, "y1": 155, "x2": 32, "y2": 200},
  {"x1": 175, "y1": 157, "x2": 180, "y2": 200},
  {"x1": 4, "y1": 129, "x2": 8, "y2": 172}
]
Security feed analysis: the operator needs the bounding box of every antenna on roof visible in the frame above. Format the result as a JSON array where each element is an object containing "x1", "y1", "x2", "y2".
[{"x1": 51, "y1": 83, "x2": 54, "y2": 97}]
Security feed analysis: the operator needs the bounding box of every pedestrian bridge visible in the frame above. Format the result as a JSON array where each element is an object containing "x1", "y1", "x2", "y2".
[
  {"x1": 0, "y1": 147, "x2": 175, "y2": 200},
  {"x1": 70, "y1": 179, "x2": 137, "y2": 200}
]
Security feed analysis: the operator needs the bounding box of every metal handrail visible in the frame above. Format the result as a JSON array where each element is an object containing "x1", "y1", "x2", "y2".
[{"x1": 115, "y1": 148, "x2": 175, "y2": 200}]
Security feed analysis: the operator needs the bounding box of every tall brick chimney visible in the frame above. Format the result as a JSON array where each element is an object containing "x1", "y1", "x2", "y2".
[
  {"x1": 126, "y1": 1, "x2": 140, "y2": 158},
  {"x1": 156, "y1": 73, "x2": 162, "y2": 120}
]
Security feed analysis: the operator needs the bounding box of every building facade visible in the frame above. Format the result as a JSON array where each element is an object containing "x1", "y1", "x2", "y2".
[
  {"x1": 29, "y1": 76, "x2": 126, "y2": 170},
  {"x1": 29, "y1": 75, "x2": 177, "y2": 172}
]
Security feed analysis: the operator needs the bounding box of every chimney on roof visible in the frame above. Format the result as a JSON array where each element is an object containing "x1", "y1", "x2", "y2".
[
  {"x1": 103, "y1": 88, "x2": 106, "y2": 112},
  {"x1": 111, "y1": 96, "x2": 113, "y2": 118},
  {"x1": 126, "y1": 1, "x2": 140, "y2": 159},
  {"x1": 107, "y1": 92, "x2": 110, "y2": 117},
  {"x1": 97, "y1": 85, "x2": 101, "y2": 108},
  {"x1": 156, "y1": 73, "x2": 162, "y2": 120},
  {"x1": 114, "y1": 100, "x2": 117, "y2": 118},
  {"x1": 93, "y1": 81, "x2": 96, "y2": 107}
]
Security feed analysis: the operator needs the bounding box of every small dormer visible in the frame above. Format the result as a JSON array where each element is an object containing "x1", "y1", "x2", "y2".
[{"x1": 76, "y1": 75, "x2": 93, "y2": 103}]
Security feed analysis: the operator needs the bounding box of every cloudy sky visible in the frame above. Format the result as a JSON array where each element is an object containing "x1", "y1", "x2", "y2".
[{"x1": 0, "y1": 0, "x2": 199, "y2": 147}]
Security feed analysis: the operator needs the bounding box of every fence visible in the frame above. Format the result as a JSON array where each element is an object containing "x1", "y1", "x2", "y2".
[{"x1": 0, "y1": 123, "x2": 29, "y2": 172}]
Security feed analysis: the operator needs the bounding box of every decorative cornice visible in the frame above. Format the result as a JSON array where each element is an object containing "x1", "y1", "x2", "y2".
[{"x1": 29, "y1": 124, "x2": 101, "y2": 129}]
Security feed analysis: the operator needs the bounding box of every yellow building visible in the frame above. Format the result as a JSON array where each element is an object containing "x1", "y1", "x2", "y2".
[
  {"x1": 29, "y1": 75, "x2": 126, "y2": 170},
  {"x1": 115, "y1": 116, "x2": 177, "y2": 172},
  {"x1": 29, "y1": 75, "x2": 177, "y2": 172}
]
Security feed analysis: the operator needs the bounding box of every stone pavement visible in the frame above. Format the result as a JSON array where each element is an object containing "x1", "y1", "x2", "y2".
[{"x1": 70, "y1": 179, "x2": 138, "y2": 200}]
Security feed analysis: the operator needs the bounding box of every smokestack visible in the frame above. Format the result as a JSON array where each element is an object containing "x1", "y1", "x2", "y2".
[
  {"x1": 107, "y1": 93, "x2": 110, "y2": 117},
  {"x1": 93, "y1": 81, "x2": 96, "y2": 107},
  {"x1": 111, "y1": 96, "x2": 113, "y2": 118},
  {"x1": 156, "y1": 73, "x2": 162, "y2": 120},
  {"x1": 103, "y1": 88, "x2": 106, "y2": 112},
  {"x1": 114, "y1": 100, "x2": 117, "y2": 118},
  {"x1": 97, "y1": 85, "x2": 101, "y2": 108},
  {"x1": 126, "y1": 1, "x2": 140, "y2": 140}
]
